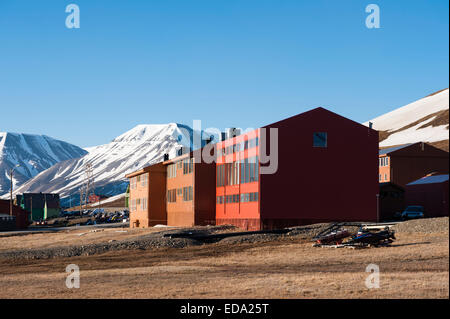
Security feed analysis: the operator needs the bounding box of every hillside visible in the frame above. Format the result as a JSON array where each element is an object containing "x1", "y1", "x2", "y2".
[
  {"x1": 364, "y1": 88, "x2": 449, "y2": 151},
  {"x1": 0, "y1": 133, "x2": 87, "y2": 196},
  {"x1": 8, "y1": 123, "x2": 196, "y2": 206}
]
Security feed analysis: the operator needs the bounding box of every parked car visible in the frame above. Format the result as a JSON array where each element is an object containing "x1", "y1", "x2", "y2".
[
  {"x1": 401, "y1": 206, "x2": 425, "y2": 220},
  {"x1": 36, "y1": 220, "x2": 48, "y2": 226},
  {"x1": 393, "y1": 211, "x2": 402, "y2": 220}
]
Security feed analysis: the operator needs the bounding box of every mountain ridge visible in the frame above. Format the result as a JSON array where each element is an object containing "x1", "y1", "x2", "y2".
[
  {"x1": 8, "y1": 123, "x2": 198, "y2": 206},
  {"x1": 0, "y1": 132, "x2": 88, "y2": 196}
]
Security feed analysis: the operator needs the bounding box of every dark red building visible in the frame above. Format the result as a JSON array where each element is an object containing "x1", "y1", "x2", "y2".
[
  {"x1": 405, "y1": 174, "x2": 449, "y2": 218},
  {"x1": 378, "y1": 142, "x2": 449, "y2": 186},
  {"x1": 88, "y1": 194, "x2": 109, "y2": 204},
  {"x1": 379, "y1": 182, "x2": 405, "y2": 221},
  {"x1": 216, "y1": 107, "x2": 379, "y2": 230},
  {"x1": 0, "y1": 199, "x2": 29, "y2": 229}
]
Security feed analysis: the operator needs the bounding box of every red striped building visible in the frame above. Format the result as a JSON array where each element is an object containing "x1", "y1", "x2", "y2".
[{"x1": 215, "y1": 107, "x2": 379, "y2": 230}]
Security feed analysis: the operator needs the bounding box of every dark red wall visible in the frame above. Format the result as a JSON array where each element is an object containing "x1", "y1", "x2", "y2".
[
  {"x1": 195, "y1": 157, "x2": 217, "y2": 226},
  {"x1": 260, "y1": 107, "x2": 379, "y2": 225},
  {"x1": 0, "y1": 200, "x2": 29, "y2": 229},
  {"x1": 405, "y1": 181, "x2": 449, "y2": 217},
  {"x1": 389, "y1": 143, "x2": 449, "y2": 187}
]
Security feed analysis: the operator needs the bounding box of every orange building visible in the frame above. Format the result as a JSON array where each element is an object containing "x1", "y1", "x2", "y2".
[
  {"x1": 125, "y1": 163, "x2": 166, "y2": 228},
  {"x1": 163, "y1": 149, "x2": 216, "y2": 227},
  {"x1": 379, "y1": 142, "x2": 449, "y2": 187}
]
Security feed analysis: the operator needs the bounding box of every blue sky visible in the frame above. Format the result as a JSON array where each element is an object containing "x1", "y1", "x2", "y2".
[{"x1": 0, "y1": 0, "x2": 448, "y2": 147}]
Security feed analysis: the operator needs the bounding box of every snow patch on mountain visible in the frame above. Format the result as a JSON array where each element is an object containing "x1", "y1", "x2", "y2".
[
  {"x1": 364, "y1": 89, "x2": 449, "y2": 147},
  {"x1": 0, "y1": 132, "x2": 88, "y2": 196},
  {"x1": 9, "y1": 123, "x2": 197, "y2": 206}
]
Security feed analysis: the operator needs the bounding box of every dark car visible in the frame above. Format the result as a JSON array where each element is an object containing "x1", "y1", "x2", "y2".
[{"x1": 401, "y1": 206, "x2": 425, "y2": 220}]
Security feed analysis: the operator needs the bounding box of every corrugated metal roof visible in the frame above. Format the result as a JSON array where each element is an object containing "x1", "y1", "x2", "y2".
[
  {"x1": 379, "y1": 143, "x2": 413, "y2": 155},
  {"x1": 407, "y1": 174, "x2": 449, "y2": 186}
]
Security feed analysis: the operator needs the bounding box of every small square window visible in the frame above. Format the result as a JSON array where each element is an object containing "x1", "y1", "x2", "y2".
[{"x1": 313, "y1": 132, "x2": 327, "y2": 148}]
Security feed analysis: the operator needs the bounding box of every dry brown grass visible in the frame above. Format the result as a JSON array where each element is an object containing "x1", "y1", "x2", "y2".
[
  {"x1": 0, "y1": 226, "x2": 176, "y2": 252},
  {"x1": 0, "y1": 231, "x2": 447, "y2": 299}
]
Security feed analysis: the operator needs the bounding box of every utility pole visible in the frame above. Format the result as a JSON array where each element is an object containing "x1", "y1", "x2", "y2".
[
  {"x1": 84, "y1": 163, "x2": 94, "y2": 209},
  {"x1": 376, "y1": 193, "x2": 380, "y2": 222},
  {"x1": 9, "y1": 164, "x2": 20, "y2": 216},
  {"x1": 79, "y1": 187, "x2": 83, "y2": 211}
]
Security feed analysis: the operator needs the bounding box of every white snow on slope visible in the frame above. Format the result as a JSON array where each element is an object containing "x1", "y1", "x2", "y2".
[
  {"x1": 0, "y1": 132, "x2": 87, "y2": 196},
  {"x1": 364, "y1": 89, "x2": 449, "y2": 147},
  {"x1": 89, "y1": 193, "x2": 125, "y2": 207},
  {"x1": 7, "y1": 123, "x2": 194, "y2": 205}
]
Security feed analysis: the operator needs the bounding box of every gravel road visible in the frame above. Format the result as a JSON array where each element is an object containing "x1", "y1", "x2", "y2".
[
  {"x1": 1, "y1": 218, "x2": 447, "y2": 260},
  {"x1": 393, "y1": 217, "x2": 449, "y2": 233}
]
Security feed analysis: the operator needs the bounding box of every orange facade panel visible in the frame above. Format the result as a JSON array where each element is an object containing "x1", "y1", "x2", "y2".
[
  {"x1": 165, "y1": 151, "x2": 216, "y2": 227},
  {"x1": 126, "y1": 163, "x2": 166, "y2": 228},
  {"x1": 215, "y1": 129, "x2": 261, "y2": 229}
]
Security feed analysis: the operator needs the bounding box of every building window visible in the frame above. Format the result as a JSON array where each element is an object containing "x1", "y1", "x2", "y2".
[
  {"x1": 130, "y1": 177, "x2": 137, "y2": 190},
  {"x1": 380, "y1": 157, "x2": 389, "y2": 167},
  {"x1": 183, "y1": 158, "x2": 193, "y2": 174},
  {"x1": 183, "y1": 186, "x2": 193, "y2": 201},
  {"x1": 177, "y1": 161, "x2": 183, "y2": 169},
  {"x1": 379, "y1": 174, "x2": 381, "y2": 181},
  {"x1": 177, "y1": 188, "x2": 182, "y2": 196},
  {"x1": 141, "y1": 174, "x2": 148, "y2": 187},
  {"x1": 236, "y1": 192, "x2": 259, "y2": 203},
  {"x1": 140, "y1": 198, "x2": 147, "y2": 210},
  {"x1": 313, "y1": 132, "x2": 327, "y2": 148},
  {"x1": 167, "y1": 164, "x2": 177, "y2": 178},
  {"x1": 217, "y1": 164, "x2": 225, "y2": 187},
  {"x1": 167, "y1": 189, "x2": 176, "y2": 203},
  {"x1": 384, "y1": 174, "x2": 387, "y2": 181},
  {"x1": 238, "y1": 157, "x2": 259, "y2": 184}
]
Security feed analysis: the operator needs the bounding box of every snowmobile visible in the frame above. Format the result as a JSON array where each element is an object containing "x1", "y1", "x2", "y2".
[
  {"x1": 315, "y1": 229, "x2": 351, "y2": 245},
  {"x1": 347, "y1": 227, "x2": 396, "y2": 247}
]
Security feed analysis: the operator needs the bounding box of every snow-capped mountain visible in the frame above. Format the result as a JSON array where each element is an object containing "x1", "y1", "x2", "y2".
[
  {"x1": 0, "y1": 133, "x2": 87, "y2": 196},
  {"x1": 9, "y1": 123, "x2": 203, "y2": 206},
  {"x1": 364, "y1": 88, "x2": 449, "y2": 149}
]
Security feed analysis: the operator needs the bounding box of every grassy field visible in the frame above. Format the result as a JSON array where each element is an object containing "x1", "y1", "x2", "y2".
[
  {"x1": 0, "y1": 225, "x2": 448, "y2": 299},
  {"x1": 0, "y1": 226, "x2": 175, "y2": 252}
]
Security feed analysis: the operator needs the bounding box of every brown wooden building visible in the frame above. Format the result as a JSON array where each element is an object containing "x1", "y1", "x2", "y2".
[
  {"x1": 379, "y1": 142, "x2": 449, "y2": 187},
  {"x1": 125, "y1": 163, "x2": 166, "y2": 228},
  {"x1": 163, "y1": 149, "x2": 216, "y2": 227}
]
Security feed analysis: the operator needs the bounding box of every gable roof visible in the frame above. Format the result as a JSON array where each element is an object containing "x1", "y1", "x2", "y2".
[
  {"x1": 379, "y1": 143, "x2": 413, "y2": 155},
  {"x1": 407, "y1": 174, "x2": 449, "y2": 186},
  {"x1": 379, "y1": 142, "x2": 449, "y2": 156},
  {"x1": 263, "y1": 107, "x2": 377, "y2": 134}
]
